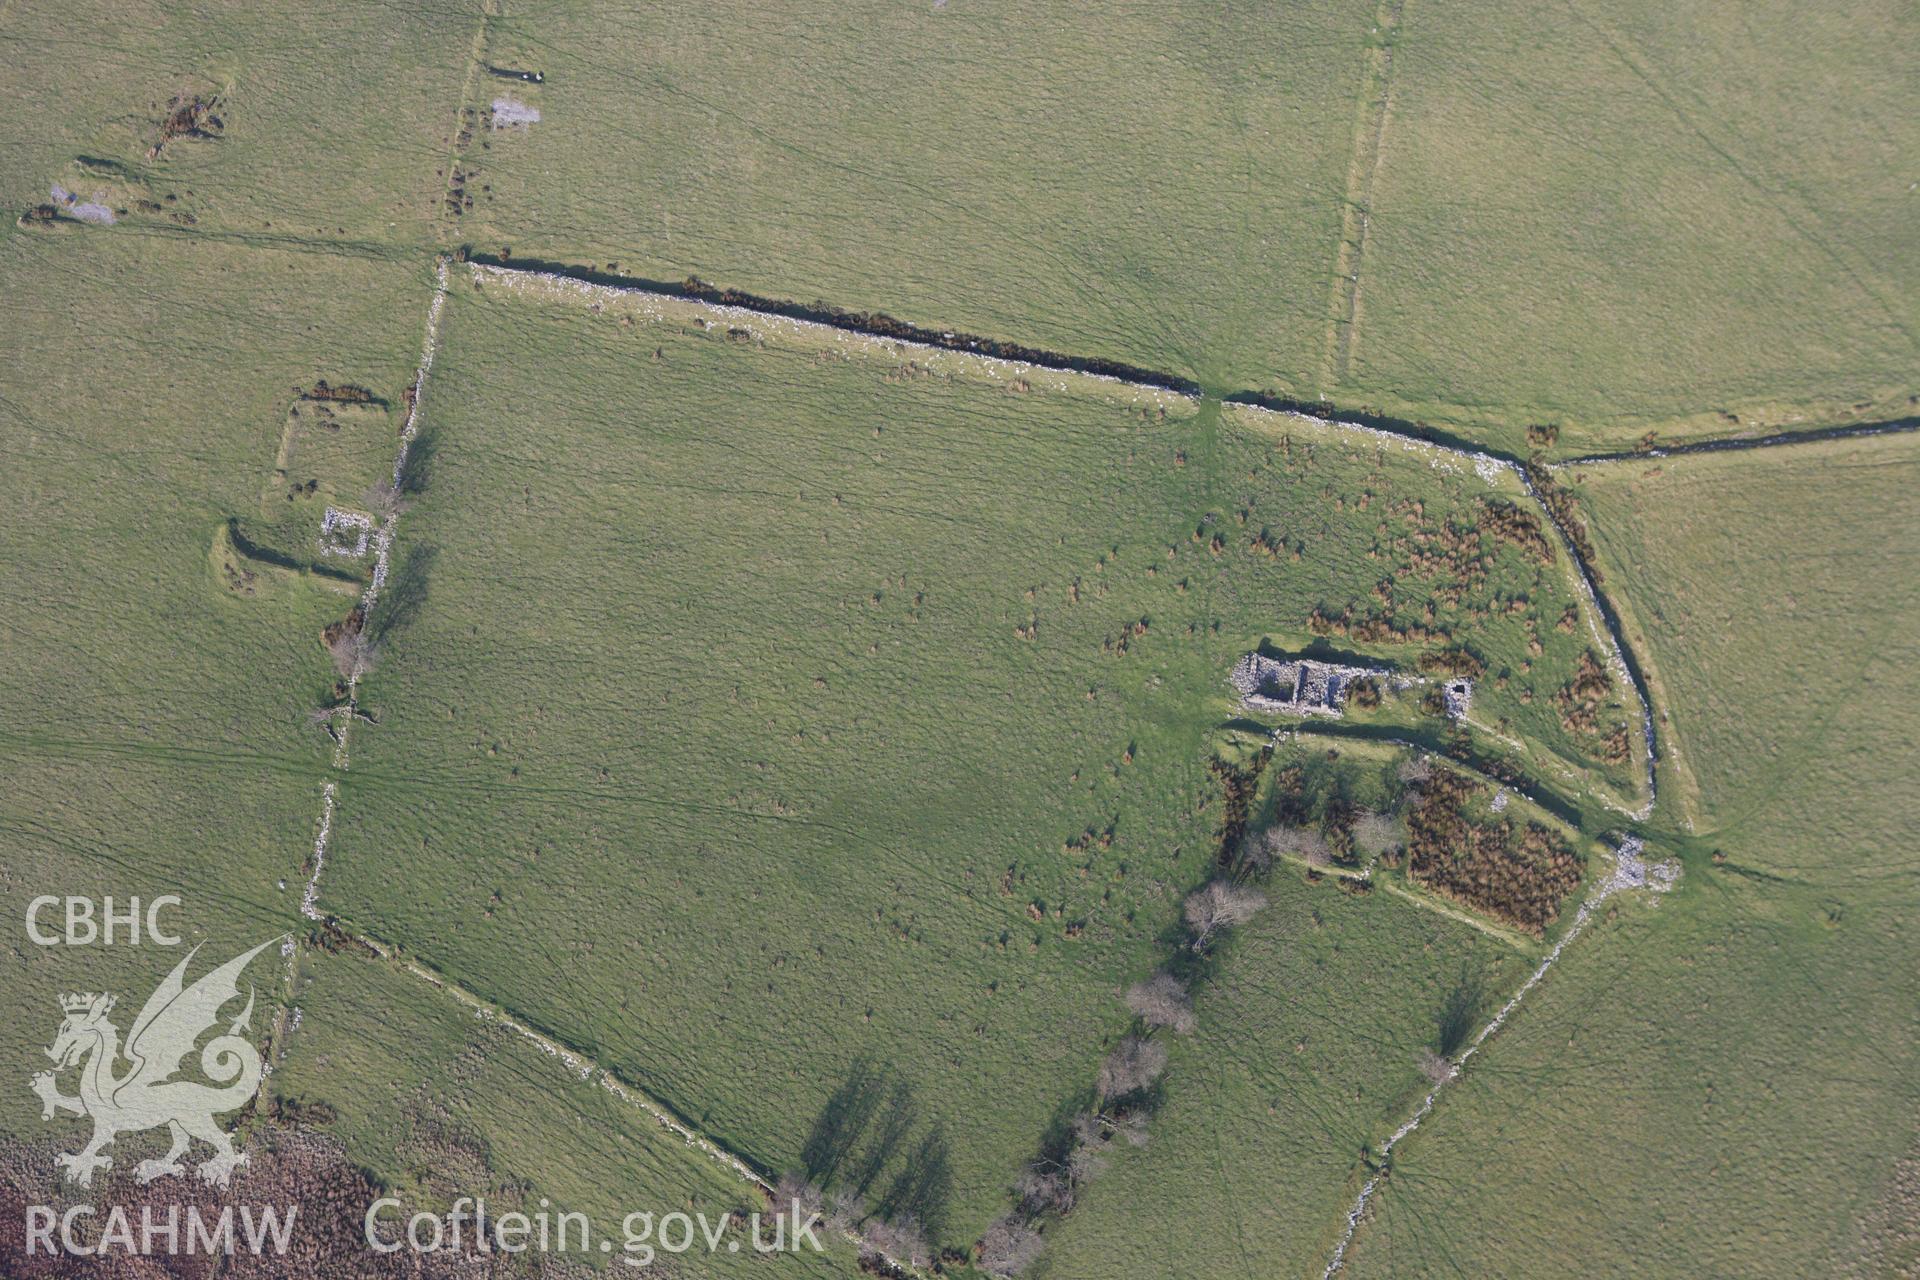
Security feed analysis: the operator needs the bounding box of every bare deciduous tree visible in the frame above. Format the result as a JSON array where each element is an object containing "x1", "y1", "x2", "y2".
[
  {"x1": 774, "y1": 1172, "x2": 825, "y2": 1222},
  {"x1": 364, "y1": 477, "x2": 410, "y2": 523},
  {"x1": 978, "y1": 1216, "x2": 1045, "y2": 1278},
  {"x1": 1183, "y1": 880, "x2": 1267, "y2": 950},
  {"x1": 1264, "y1": 823, "x2": 1330, "y2": 866},
  {"x1": 1066, "y1": 1113, "x2": 1110, "y2": 1185},
  {"x1": 824, "y1": 1188, "x2": 866, "y2": 1236},
  {"x1": 1014, "y1": 1165, "x2": 1074, "y2": 1216},
  {"x1": 1125, "y1": 972, "x2": 1197, "y2": 1034},
  {"x1": 324, "y1": 628, "x2": 380, "y2": 682},
  {"x1": 1235, "y1": 836, "x2": 1274, "y2": 877},
  {"x1": 1416, "y1": 1048, "x2": 1455, "y2": 1085},
  {"x1": 1352, "y1": 810, "x2": 1402, "y2": 858},
  {"x1": 861, "y1": 1215, "x2": 930, "y2": 1269},
  {"x1": 1397, "y1": 755, "x2": 1433, "y2": 784},
  {"x1": 1113, "y1": 1109, "x2": 1151, "y2": 1148},
  {"x1": 1097, "y1": 1034, "x2": 1168, "y2": 1100}
]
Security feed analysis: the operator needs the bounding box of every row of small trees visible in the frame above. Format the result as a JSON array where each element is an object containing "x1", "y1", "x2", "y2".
[{"x1": 972, "y1": 872, "x2": 1271, "y2": 1276}]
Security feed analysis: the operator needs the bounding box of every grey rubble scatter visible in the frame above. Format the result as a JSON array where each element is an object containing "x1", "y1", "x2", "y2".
[
  {"x1": 318, "y1": 507, "x2": 373, "y2": 557},
  {"x1": 491, "y1": 97, "x2": 540, "y2": 128},
  {"x1": 1605, "y1": 833, "x2": 1679, "y2": 894},
  {"x1": 51, "y1": 182, "x2": 115, "y2": 225},
  {"x1": 1233, "y1": 651, "x2": 1471, "y2": 722}
]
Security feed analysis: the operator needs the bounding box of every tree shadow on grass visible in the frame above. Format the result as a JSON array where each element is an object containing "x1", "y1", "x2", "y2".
[
  {"x1": 1436, "y1": 971, "x2": 1485, "y2": 1058},
  {"x1": 799, "y1": 1057, "x2": 952, "y2": 1240}
]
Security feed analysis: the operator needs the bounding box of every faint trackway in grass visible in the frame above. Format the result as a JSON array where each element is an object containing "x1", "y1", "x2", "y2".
[{"x1": 1319, "y1": 0, "x2": 1406, "y2": 392}]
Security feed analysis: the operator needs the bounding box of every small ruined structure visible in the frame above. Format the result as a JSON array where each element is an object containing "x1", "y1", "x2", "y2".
[
  {"x1": 1231, "y1": 652, "x2": 1386, "y2": 717},
  {"x1": 1607, "y1": 833, "x2": 1679, "y2": 893},
  {"x1": 319, "y1": 507, "x2": 373, "y2": 557},
  {"x1": 1233, "y1": 649, "x2": 1477, "y2": 722}
]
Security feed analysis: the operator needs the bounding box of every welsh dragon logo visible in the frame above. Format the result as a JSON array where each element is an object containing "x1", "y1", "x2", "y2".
[{"x1": 30, "y1": 939, "x2": 281, "y2": 1188}]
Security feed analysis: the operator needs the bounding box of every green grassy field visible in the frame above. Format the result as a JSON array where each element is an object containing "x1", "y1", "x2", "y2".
[
  {"x1": 1574, "y1": 434, "x2": 1920, "y2": 864},
  {"x1": 442, "y1": 0, "x2": 1915, "y2": 451},
  {"x1": 452, "y1": 0, "x2": 1372, "y2": 396},
  {"x1": 273, "y1": 948, "x2": 867, "y2": 1276},
  {"x1": 1344, "y1": 0, "x2": 1920, "y2": 453},
  {"x1": 1038, "y1": 868, "x2": 1524, "y2": 1279},
  {"x1": 1334, "y1": 437, "x2": 1920, "y2": 1277},
  {"x1": 4, "y1": 5, "x2": 1914, "y2": 1273},
  {"x1": 0, "y1": 228, "x2": 863, "y2": 1276},
  {"x1": 308, "y1": 267, "x2": 1617, "y2": 1250},
  {"x1": 7, "y1": 0, "x2": 1909, "y2": 452},
  {"x1": 0, "y1": 229, "x2": 427, "y2": 1120},
  {"x1": 0, "y1": 221, "x2": 1628, "y2": 1273},
  {"x1": 0, "y1": 0, "x2": 482, "y2": 247}
]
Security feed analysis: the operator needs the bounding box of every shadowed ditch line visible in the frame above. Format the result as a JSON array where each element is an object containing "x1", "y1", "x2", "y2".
[
  {"x1": 466, "y1": 253, "x2": 1911, "y2": 471},
  {"x1": 1553, "y1": 415, "x2": 1920, "y2": 466},
  {"x1": 465, "y1": 252, "x2": 1507, "y2": 456},
  {"x1": 1272, "y1": 719, "x2": 1587, "y2": 829},
  {"x1": 225, "y1": 517, "x2": 366, "y2": 587},
  {"x1": 464, "y1": 251, "x2": 1206, "y2": 396},
  {"x1": 1514, "y1": 466, "x2": 1659, "y2": 815}
]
